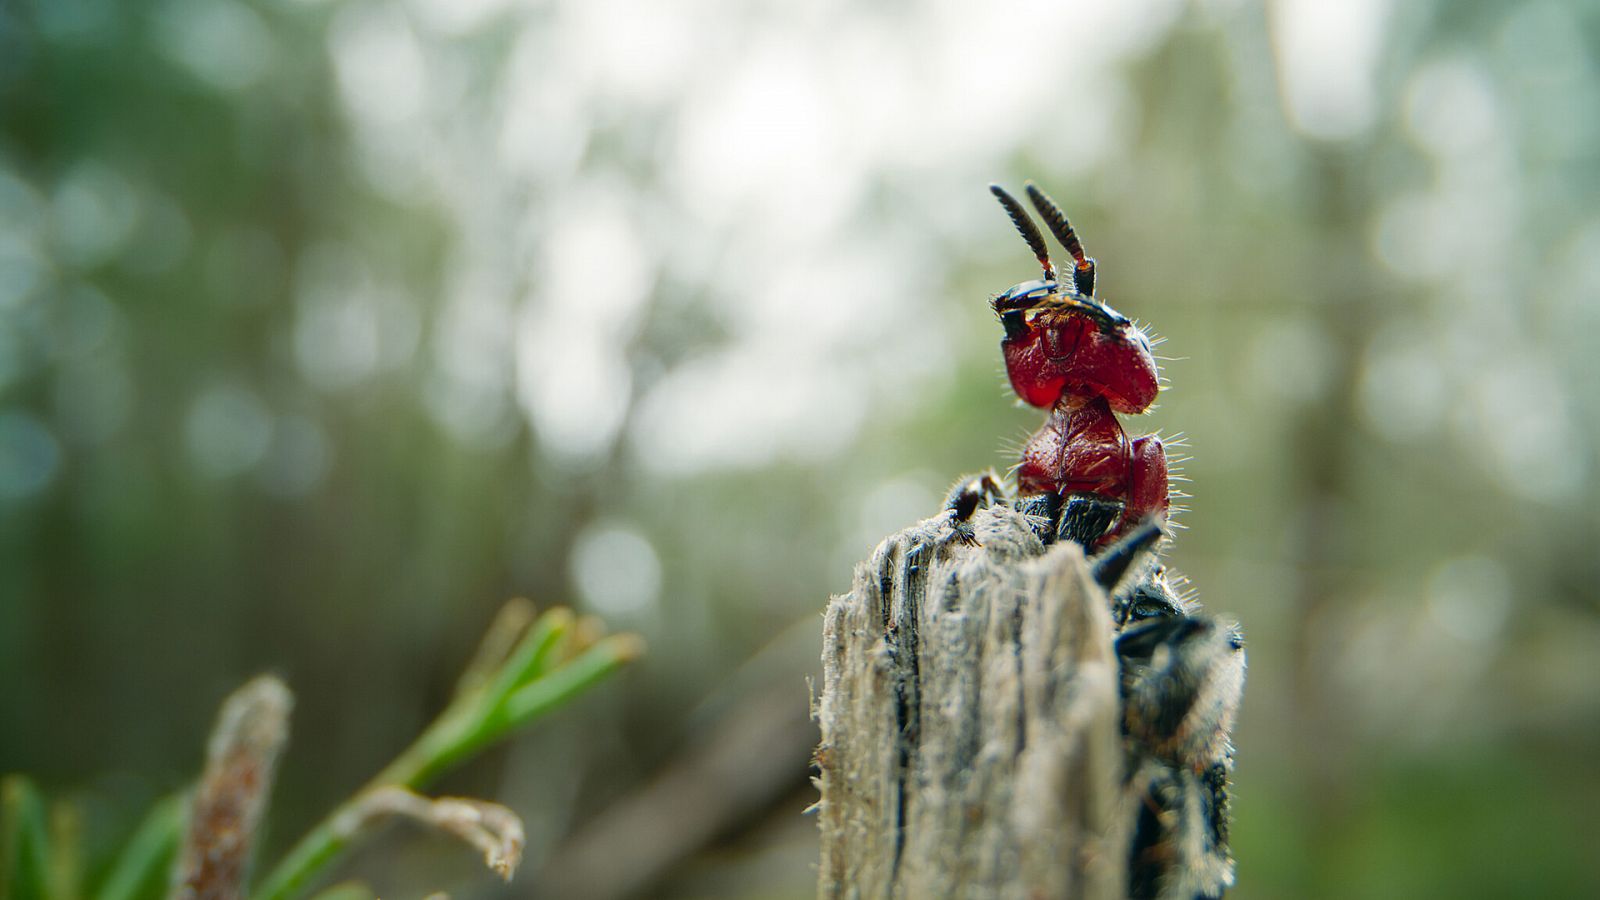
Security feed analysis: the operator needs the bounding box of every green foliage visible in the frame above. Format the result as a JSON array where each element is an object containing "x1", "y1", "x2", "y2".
[
  {"x1": 92, "y1": 795, "x2": 185, "y2": 900},
  {"x1": 1, "y1": 777, "x2": 51, "y2": 900},
  {"x1": 0, "y1": 604, "x2": 640, "y2": 900},
  {"x1": 1, "y1": 778, "x2": 84, "y2": 900},
  {"x1": 255, "y1": 602, "x2": 641, "y2": 900}
]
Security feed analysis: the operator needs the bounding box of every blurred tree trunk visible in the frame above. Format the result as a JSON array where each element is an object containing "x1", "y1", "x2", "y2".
[
  {"x1": 1285, "y1": 149, "x2": 1379, "y2": 834},
  {"x1": 814, "y1": 507, "x2": 1125, "y2": 899}
]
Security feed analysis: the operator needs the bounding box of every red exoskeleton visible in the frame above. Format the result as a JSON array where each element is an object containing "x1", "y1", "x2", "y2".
[{"x1": 988, "y1": 182, "x2": 1169, "y2": 547}]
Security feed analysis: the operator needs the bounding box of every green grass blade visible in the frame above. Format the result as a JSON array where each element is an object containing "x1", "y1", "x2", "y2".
[
  {"x1": 498, "y1": 634, "x2": 644, "y2": 728},
  {"x1": 92, "y1": 795, "x2": 186, "y2": 900},
  {"x1": 483, "y1": 607, "x2": 573, "y2": 712},
  {"x1": 1, "y1": 776, "x2": 51, "y2": 900}
]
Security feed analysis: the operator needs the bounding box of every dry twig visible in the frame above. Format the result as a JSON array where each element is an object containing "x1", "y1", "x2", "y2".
[
  {"x1": 174, "y1": 676, "x2": 293, "y2": 900},
  {"x1": 332, "y1": 787, "x2": 524, "y2": 881}
]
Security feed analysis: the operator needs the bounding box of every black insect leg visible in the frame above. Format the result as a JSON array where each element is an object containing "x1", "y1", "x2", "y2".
[
  {"x1": 1117, "y1": 616, "x2": 1244, "y2": 765},
  {"x1": 1091, "y1": 518, "x2": 1164, "y2": 602},
  {"x1": 944, "y1": 471, "x2": 1006, "y2": 545},
  {"x1": 1116, "y1": 611, "x2": 1244, "y2": 900},
  {"x1": 1126, "y1": 759, "x2": 1232, "y2": 900}
]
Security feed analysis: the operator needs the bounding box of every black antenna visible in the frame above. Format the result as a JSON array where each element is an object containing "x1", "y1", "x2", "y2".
[
  {"x1": 989, "y1": 184, "x2": 1055, "y2": 281},
  {"x1": 1024, "y1": 182, "x2": 1096, "y2": 295}
]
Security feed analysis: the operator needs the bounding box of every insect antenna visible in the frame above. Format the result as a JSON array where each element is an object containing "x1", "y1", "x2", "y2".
[
  {"x1": 989, "y1": 184, "x2": 1055, "y2": 281},
  {"x1": 1024, "y1": 182, "x2": 1096, "y2": 296}
]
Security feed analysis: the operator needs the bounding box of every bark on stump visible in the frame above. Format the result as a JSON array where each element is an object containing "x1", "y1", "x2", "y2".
[{"x1": 816, "y1": 504, "x2": 1127, "y2": 899}]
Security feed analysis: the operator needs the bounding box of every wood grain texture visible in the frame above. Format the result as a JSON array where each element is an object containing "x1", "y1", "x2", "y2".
[{"x1": 816, "y1": 504, "x2": 1127, "y2": 900}]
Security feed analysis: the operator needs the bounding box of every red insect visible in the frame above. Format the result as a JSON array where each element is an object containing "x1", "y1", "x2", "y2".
[
  {"x1": 953, "y1": 185, "x2": 1241, "y2": 900},
  {"x1": 988, "y1": 183, "x2": 1169, "y2": 545}
]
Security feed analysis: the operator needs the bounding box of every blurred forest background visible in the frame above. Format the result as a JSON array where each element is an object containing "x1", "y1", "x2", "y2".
[{"x1": 3, "y1": 0, "x2": 1598, "y2": 897}]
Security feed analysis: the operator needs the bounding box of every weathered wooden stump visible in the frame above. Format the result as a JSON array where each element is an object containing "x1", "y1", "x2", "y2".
[{"x1": 816, "y1": 503, "x2": 1128, "y2": 899}]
